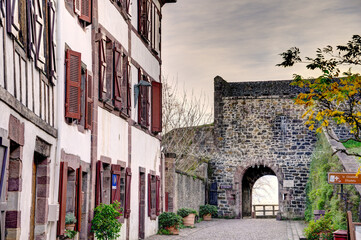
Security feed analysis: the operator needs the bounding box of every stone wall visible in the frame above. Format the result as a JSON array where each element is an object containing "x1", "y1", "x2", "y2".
[
  {"x1": 212, "y1": 76, "x2": 317, "y2": 219},
  {"x1": 165, "y1": 154, "x2": 207, "y2": 213}
]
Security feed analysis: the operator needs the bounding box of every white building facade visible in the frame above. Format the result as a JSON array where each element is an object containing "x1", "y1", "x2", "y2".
[{"x1": 0, "y1": 0, "x2": 176, "y2": 239}]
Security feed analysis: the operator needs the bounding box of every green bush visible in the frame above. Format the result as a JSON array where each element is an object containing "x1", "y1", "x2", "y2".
[
  {"x1": 199, "y1": 204, "x2": 217, "y2": 217},
  {"x1": 305, "y1": 132, "x2": 360, "y2": 230},
  {"x1": 304, "y1": 213, "x2": 334, "y2": 240},
  {"x1": 91, "y1": 201, "x2": 123, "y2": 240},
  {"x1": 177, "y1": 208, "x2": 198, "y2": 218},
  {"x1": 64, "y1": 230, "x2": 77, "y2": 239},
  {"x1": 158, "y1": 212, "x2": 182, "y2": 230},
  {"x1": 157, "y1": 229, "x2": 171, "y2": 235}
]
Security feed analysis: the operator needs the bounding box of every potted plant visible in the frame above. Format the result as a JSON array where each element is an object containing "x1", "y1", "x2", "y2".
[
  {"x1": 158, "y1": 212, "x2": 182, "y2": 235},
  {"x1": 91, "y1": 201, "x2": 123, "y2": 240},
  {"x1": 177, "y1": 208, "x2": 197, "y2": 227},
  {"x1": 199, "y1": 204, "x2": 217, "y2": 221},
  {"x1": 65, "y1": 213, "x2": 77, "y2": 231},
  {"x1": 304, "y1": 213, "x2": 334, "y2": 240},
  {"x1": 63, "y1": 229, "x2": 77, "y2": 239}
]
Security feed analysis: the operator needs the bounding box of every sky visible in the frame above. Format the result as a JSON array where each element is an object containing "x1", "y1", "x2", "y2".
[{"x1": 161, "y1": 0, "x2": 361, "y2": 114}]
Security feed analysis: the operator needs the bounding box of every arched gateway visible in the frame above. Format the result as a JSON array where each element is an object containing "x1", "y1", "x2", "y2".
[{"x1": 210, "y1": 76, "x2": 318, "y2": 219}]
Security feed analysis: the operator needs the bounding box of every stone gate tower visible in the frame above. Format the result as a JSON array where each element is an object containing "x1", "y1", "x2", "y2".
[{"x1": 212, "y1": 76, "x2": 317, "y2": 219}]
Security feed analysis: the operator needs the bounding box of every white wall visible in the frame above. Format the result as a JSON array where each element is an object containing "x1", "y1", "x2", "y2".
[
  {"x1": 56, "y1": 0, "x2": 92, "y2": 165},
  {"x1": 97, "y1": 107, "x2": 129, "y2": 163},
  {"x1": 0, "y1": 102, "x2": 57, "y2": 240},
  {"x1": 129, "y1": 127, "x2": 161, "y2": 240},
  {"x1": 98, "y1": 0, "x2": 129, "y2": 50}
]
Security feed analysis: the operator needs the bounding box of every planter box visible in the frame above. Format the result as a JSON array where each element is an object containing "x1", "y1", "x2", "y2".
[
  {"x1": 165, "y1": 226, "x2": 179, "y2": 235},
  {"x1": 183, "y1": 213, "x2": 195, "y2": 227},
  {"x1": 203, "y1": 214, "x2": 212, "y2": 221}
]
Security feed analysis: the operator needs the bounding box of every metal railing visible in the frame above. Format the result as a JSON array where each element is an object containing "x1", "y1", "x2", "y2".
[{"x1": 252, "y1": 204, "x2": 279, "y2": 218}]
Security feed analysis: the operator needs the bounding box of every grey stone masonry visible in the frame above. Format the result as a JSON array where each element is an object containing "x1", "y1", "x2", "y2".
[{"x1": 212, "y1": 76, "x2": 317, "y2": 219}]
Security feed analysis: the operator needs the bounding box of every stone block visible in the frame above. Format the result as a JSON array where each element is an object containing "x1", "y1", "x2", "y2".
[
  {"x1": 5, "y1": 211, "x2": 21, "y2": 228},
  {"x1": 5, "y1": 228, "x2": 21, "y2": 240},
  {"x1": 36, "y1": 198, "x2": 48, "y2": 224}
]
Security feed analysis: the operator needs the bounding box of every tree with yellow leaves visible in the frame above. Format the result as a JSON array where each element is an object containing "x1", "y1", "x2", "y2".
[{"x1": 277, "y1": 35, "x2": 361, "y2": 157}]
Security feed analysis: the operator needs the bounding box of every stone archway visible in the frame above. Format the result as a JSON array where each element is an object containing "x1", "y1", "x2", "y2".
[{"x1": 235, "y1": 163, "x2": 284, "y2": 218}]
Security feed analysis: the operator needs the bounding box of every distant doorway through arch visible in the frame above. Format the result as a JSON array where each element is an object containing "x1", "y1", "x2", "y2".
[{"x1": 241, "y1": 165, "x2": 279, "y2": 218}]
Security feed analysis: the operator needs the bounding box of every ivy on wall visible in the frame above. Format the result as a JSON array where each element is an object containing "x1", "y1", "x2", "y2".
[{"x1": 305, "y1": 132, "x2": 360, "y2": 229}]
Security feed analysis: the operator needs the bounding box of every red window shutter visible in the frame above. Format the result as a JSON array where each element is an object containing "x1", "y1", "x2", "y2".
[
  {"x1": 48, "y1": 0, "x2": 57, "y2": 82},
  {"x1": 75, "y1": 166, "x2": 82, "y2": 231},
  {"x1": 124, "y1": 167, "x2": 132, "y2": 218},
  {"x1": 79, "y1": 0, "x2": 91, "y2": 23},
  {"x1": 156, "y1": 176, "x2": 160, "y2": 216},
  {"x1": 151, "y1": 81, "x2": 162, "y2": 133},
  {"x1": 57, "y1": 162, "x2": 68, "y2": 236},
  {"x1": 113, "y1": 47, "x2": 122, "y2": 110},
  {"x1": 65, "y1": 49, "x2": 82, "y2": 119},
  {"x1": 111, "y1": 164, "x2": 121, "y2": 203},
  {"x1": 147, "y1": 173, "x2": 151, "y2": 217},
  {"x1": 98, "y1": 34, "x2": 107, "y2": 99},
  {"x1": 95, "y1": 161, "x2": 103, "y2": 206},
  {"x1": 85, "y1": 72, "x2": 93, "y2": 130}
]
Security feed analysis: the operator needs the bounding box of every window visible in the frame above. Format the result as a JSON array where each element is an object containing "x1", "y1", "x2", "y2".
[
  {"x1": 138, "y1": 0, "x2": 161, "y2": 54},
  {"x1": 96, "y1": 162, "x2": 132, "y2": 218},
  {"x1": 74, "y1": 0, "x2": 92, "y2": 24},
  {"x1": 138, "y1": 71, "x2": 150, "y2": 127},
  {"x1": 97, "y1": 32, "x2": 131, "y2": 116},
  {"x1": 112, "y1": 0, "x2": 131, "y2": 16},
  {"x1": 113, "y1": 47, "x2": 131, "y2": 115},
  {"x1": 65, "y1": 49, "x2": 93, "y2": 130},
  {"x1": 148, "y1": 173, "x2": 160, "y2": 219},
  {"x1": 5, "y1": 0, "x2": 57, "y2": 82},
  {"x1": 58, "y1": 163, "x2": 83, "y2": 236}
]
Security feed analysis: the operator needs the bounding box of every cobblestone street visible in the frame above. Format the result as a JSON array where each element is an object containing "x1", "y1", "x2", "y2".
[{"x1": 146, "y1": 219, "x2": 306, "y2": 240}]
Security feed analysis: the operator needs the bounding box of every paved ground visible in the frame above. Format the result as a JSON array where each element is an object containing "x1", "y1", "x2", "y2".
[{"x1": 146, "y1": 218, "x2": 306, "y2": 240}]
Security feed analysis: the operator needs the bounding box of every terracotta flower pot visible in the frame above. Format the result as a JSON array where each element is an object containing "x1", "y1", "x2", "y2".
[
  {"x1": 183, "y1": 213, "x2": 195, "y2": 227},
  {"x1": 165, "y1": 226, "x2": 179, "y2": 235},
  {"x1": 203, "y1": 213, "x2": 212, "y2": 221},
  {"x1": 65, "y1": 223, "x2": 76, "y2": 231}
]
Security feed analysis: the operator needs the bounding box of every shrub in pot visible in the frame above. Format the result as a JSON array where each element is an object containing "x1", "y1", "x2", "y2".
[
  {"x1": 177, "y1": 208, "x2": 198, "y2": 227},
  {"x1": 91, "y1": 201, "x2": 123, "y2": 240},
  {"x1": 158, "y1": 212, "x2": 182, "y2": 235},
  {"x1": 199, "y1": 204, "x2": 217, "y2": 221},
  {"x1": 65, "y1": 212, "x2": 77, "y2": 230},
  {"x1": 304, "y1": 212, "x2": 334, "y2": 240}
]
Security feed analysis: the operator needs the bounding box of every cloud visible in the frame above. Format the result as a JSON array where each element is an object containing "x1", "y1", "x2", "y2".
[{"x1": 162, "y1": 0, "x2": 361, "y2": 113}]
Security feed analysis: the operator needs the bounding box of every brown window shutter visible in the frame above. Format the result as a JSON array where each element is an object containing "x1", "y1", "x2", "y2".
[
  {"x1": 79, "y1": 0, "x2": 91, "y2": 23},
  {"x1": 48, "y1": 0, "x2": 57, "y2": 82},
  {"x1": 33, "y1": 0, "x2": 45, "y2": 69},
  {"x1": 125, "y1": 0, "x2": 131, "y2": 13},
  {"x1": 65, "y1": 49, "x2": 82, "y2": 119},
  {"x1": 156, "y1": 176, "x2": 160, "y2": 216},
  {"x1": 26, "y1": 0, "x2": 35, "y2": 58},
  {"x1": 124, "y1": 167, "x2": 132, "y2": 218},
  {"x1": 98, "y1": 34, "x2": 107, "y2": 99},
  {"x1": 96, "y1": 161, "x2": 104, "y2": 206},
  {"x1": 111, "y1": 164, "x2": 121, "y2": 203},
  {"x1": 75, "y1": 166, "x2": 82, "y2": 231},
  {"x1": 74, "y1": 0, "x2": 81, "y2": 15},
  {"x1": 113, "y1": 47, "x2": 122, "y2": 110},
  {"x1": 151, "y1": 81, "x2": 162, "y2": 133},
  {"x1": 57, "y1": 162, "x2": 68, "y2": 236},
  {"x1": 125, "y1": 57, "x2": 131, "y2": 115},
  {"x1": 147, "y1": 173, "x2": 151, "y2": 217},
  {"x1": 145, "y1": 80, "x2": 150, "y2": 127},
  {"x1": 85, "y1": 72, "x2": 93, "y2": 130},
  {"x1": 138, "y1": 70, "x2": 143, "y2": 124},
  {"x1": 6, "y1": 0, "x2": 19, "y2": 37}
]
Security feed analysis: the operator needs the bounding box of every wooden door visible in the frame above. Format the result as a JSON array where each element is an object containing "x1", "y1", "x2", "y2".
[
  {"x1": 29, "y1": 156, "x2": 37, "y2": 239},
  {"x1": 139, "y1": 172, "x2": 145, "y2": 239}
]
